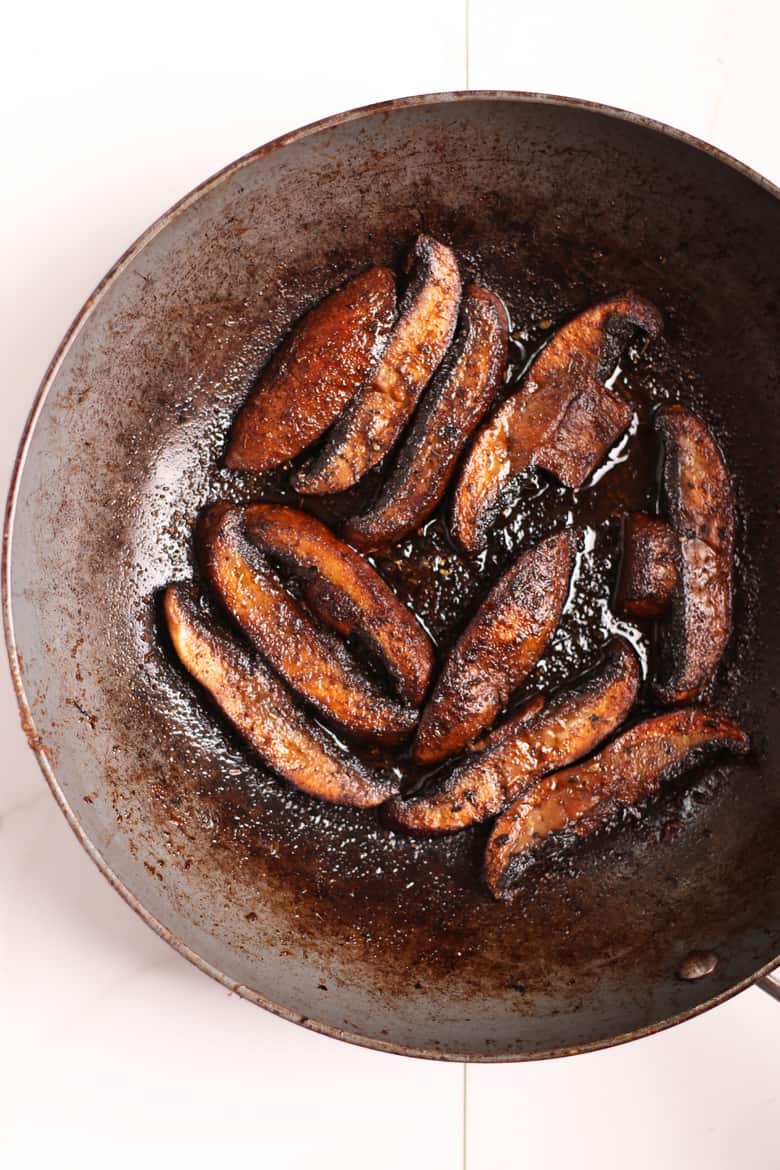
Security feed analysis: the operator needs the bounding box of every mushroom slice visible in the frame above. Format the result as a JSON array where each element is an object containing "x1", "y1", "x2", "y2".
[
  {"x1": 242, "y1": 503, "x2": 435, "y2": 706},
  {"x1": 477, "y1": 693, "x2": 547, "y2": 752},
  {"x1": 302, "y1": 578, "x2": 355, "y2": 639},
  {"x1": 654, "y1": 406, "x2": 735, "y2": 703},
  {"x1": 343, "y1": 284, "x2": 508, "y2": 549},
  {"x1": 412, "y1": 530, "x2": 576, "y2": 766},
  {"x1": 294, "y1": 235, "x2": 461, "y2": 494},
  {"x1": 451, "y1": 293, "x2": 662, "y2": 552},
  {"x1": 163, "y1": 585, "x2": 397, "y2": 807},
  {"x1": 224, "y1": 266, "x2": 396, "y2": 471},
  {"x1": 485, "y1": 707, "x2": 749, "y2": 899},
  {"x1": 198, "y1": 503, "x2": 418, "y2": 745},
  {"x1": 616, "y1": 512, "x2": 680, "y2": 618},
  {"x1": 387, "y1": 638, "x2": 640, "y2": 834}
]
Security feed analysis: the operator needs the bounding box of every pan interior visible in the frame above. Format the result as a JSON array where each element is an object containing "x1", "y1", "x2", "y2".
[{"x1": 9, "y1": 96, "x2": 780, "y2": 1059}]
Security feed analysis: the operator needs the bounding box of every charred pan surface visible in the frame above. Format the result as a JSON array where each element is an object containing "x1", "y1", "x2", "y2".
[
  {"x1": 163, "y1": 585, "x2": 397, "y2": 807},
  {"x1": 242, "y1": 502, "x2": 435, "y2": 706},
  {"x1": 388, "y1": 638, "x2": 640, "y2": 834},
  {"x1": 294, "y1": 235, "x2": 461, "y2": 494},
  {"x1": 451, "y1": 293, "x2": 663, "y2": 552},
  {"x1": 617, "y1": 512, "x2": 680, "y2": 618},
  {"x1": 486, "y1": 707, "x2": 749, "y2": 900},
  {"x1": 654, "y1": 406, "x2": 736, "y2": 704},
  {"x1": 223, "y1": 267, "x2": 396, "y2": 472},
  {"x1": 343, "y1": 284, "x2": 508, "y2": 549},
  {"x1": 412, "y1": 530, "x2": 576, "y2": 766},
  {"x1": 198, "y1": 503, "x2": 418, "y2": 744}
]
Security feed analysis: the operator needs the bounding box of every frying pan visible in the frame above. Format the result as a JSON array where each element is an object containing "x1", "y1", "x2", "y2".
[{"x1": 5, "y1": 92, "x2": 780, "y2": 1060}]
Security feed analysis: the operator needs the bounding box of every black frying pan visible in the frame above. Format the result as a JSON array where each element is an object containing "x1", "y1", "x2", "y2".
[{"x1": 5, "y1": 93, "x2": 779, "y2": 1059}]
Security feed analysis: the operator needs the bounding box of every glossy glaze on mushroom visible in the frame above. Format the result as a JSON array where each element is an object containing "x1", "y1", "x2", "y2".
[
  {"x1": 294, "y1": 235, "x2": 461, "y2": 494},
  {"x1": 242, "y1": 502, "x2": 435, "y2": 706},
  {"x1": 451, "y1": 293, "x2": 663, "y2": 553},
  {"x1": 386, "y1": 638, "x2": 640, "y2": 834},
  {"x1": 224, "y1": 267, "x2": 396, "y2": 472},
  {"x1": 413, "y1": 529, "x2": 576, "y2": 766},
  {"x1": 198, "y1": 502, "x2": 418, "y2": 745},
  {"x1": 616, "y1": 512, "x2": 680, "y2": 619},
  {"x1": 164, "y1": 585, "x2": 398, "y2": 807},
  {"x1": 485, "y1": 708, "x2": 749, "y2": 899},
  {"x1": 653, "y1": 405, "x2": 736, "y2": 704},
  {"x1": 161, "y1": 236, "x2": 748, "y2": 896},
  {"x1": 343, "y1": 283, "x2": 508, "y2": 549}
]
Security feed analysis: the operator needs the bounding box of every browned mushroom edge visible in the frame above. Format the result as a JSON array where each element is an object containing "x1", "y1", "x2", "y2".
[
  {"x1": 242, "y1": 502, "x2": 435, "y2": 707},
  {"x1": 616, "y1": 512, "x2": 680, "y2": 619},
  {"x1": 485, "y1": 707, "x2": 748, "y2": 899},
  {"x1": 294, "y1": 234, "x2": 462, "y2": 494},
  {"x1": 451, "y1": 292, "x2": 663, "y2": 553},
  {"x1": 387, "y1": 637, "x2": 641, "y2": 834},
  {"x1": 653, "y1": 405, "x2": 735, "y2": 704},
  {"x1": 413, "y1": 529, "x2": 576, "y2": 766},
  {"x1": 163, "y1": 584, "x2": 398, "y2": 807},
  {"x1": 224, "y1": 266, "x2": 396, "y2": 472},
  {"x1": 343, "y1": 283, "x2": 508, "y2": 549},
  {"x1": 198, "y1": 502, "x2": 418, "y2": 745}
]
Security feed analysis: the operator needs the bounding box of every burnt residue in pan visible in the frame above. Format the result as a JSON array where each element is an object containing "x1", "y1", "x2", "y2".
[
  {"x1": 25, "y1": 97, "x2": 772, "y2": 1056},
  {"x1": 119, "y1": 221, "x2": 768, "y2": 1006}
]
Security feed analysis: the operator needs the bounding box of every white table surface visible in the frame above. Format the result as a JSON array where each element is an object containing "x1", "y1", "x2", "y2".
[{"x1": 2, "y1": 2, "x2": 778, "y2": 1166}]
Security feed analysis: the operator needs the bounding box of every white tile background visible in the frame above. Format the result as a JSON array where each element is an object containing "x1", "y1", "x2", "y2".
[{"x1": 1, "y1": 2, "x2": 778, "y2": 1166}]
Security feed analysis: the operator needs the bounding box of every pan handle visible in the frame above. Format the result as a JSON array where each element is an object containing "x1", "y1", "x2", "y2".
[{"x1": 757, "y1": 972, "x2": 780, "y2": 1003}]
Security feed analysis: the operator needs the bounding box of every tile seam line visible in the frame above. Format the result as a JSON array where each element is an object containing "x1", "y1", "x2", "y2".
[
  {"x1": 462, "y1": 1060, "x2": 468, "y2": 1170},
  {"x1": 465, "y1": 0, "x2": 471, "y2": 89}
]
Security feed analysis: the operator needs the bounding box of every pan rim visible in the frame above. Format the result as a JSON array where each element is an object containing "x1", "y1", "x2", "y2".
[{"x1": 4, "y1": 89, "x2": 779, "y2": 1062}]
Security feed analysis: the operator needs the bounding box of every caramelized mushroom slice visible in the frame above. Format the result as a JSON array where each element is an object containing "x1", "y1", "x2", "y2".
[
  {"x1": 224, "y1": 267, "x2": 396, "y2": 472},
  {"x1": 303, "y1": 578, "x2": 355, "y2": 638},
  {"x1": 294, "y1": 235, "x2": 461, "y2": 494},
  {"x1": 477, "y1": 693, "x2": 547, "y2": 752},
  {"x1": 198, "y1": 503, "x2": 418, "y2": 745},
  {"x1": 654, "y1": 406, "x2": 735, "y2": 703},
  {"x1": 343, "y1": 284, "x2": 508, "y2": 549},
  {"x1": 412, "y1": 530, "x2": 576, "y2": 766},
  {"x1": 387, "y1": 638, "x2": 640, "y2": 834},
  {"x1": 163, "y1": 585, "x2": 397, "y2": 807},
  {"x1": 616, "y1": 512, "x2": 680, "y2": 618},
  {"x1": 486, "y1": 707, "x2": 748, "y2": 899},
  {"x1": 242, "y1": 503, "x2": 435, "y2": 706},
  {"x1": 536, "y1": 383, "x2": 631, "y2": 489},
  {"x1": 451, "y1": 293, "x2": 662, "y2": 552}
]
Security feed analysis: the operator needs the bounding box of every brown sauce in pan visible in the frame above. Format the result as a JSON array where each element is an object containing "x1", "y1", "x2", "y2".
[
  {"x1": 194, "y1": 324, "x2": 662, "y2": 778},
  {"x1": 149, "y1": 243, "x2": 757, "y2": 992}
]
